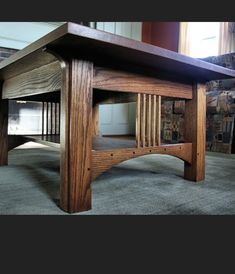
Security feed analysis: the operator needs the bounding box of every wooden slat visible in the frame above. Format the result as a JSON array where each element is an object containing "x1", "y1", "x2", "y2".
[
  {"x1": 147, "y1": 95, "x2": 152, "y2": 146},
  {"x1": 184, "y1": 83, "x2": 206, "y2": 182},
  {"x1": 42, "y1": 102, "x2": 44, "y2": 135},
  {"x1": 58, "y1": 103, "x2": 61, "y2": 134},
  {"x1": 157, "y1": 96, "x2": 161, "y2": 146},
  {"x1": 92, "y1": 143, "x2": 192, "y2": 180},
  {"x1": 55, "y1": 103, "x2": 59, "y2": 134},
  {"x1": 93, "y1": 67, "x2": 192, "y2": 99},
  {"x1": 49, "y1": 102, "x2": 51, "y2": 135},
  {"x1": 54, "y1": 102, "x2": 57, "y2": 135},
  {"x1": 52, "y1": 102, "x2": 54, "y2": 135},
  {"x1": 141, "y1": 94, "x2": 146, "y2": 147},
  {"x1": 136, "y1": 93, "x2": 141, "y2": 148},
  {"x1": 2, "y1": 61, "x2": 62, "y2": 99},
  {"x1": 50, "y1": 102, "x2": 53, "y2": 135},
  {"x1": 46, "y1": 102, "x2": 49, "y2": 135},
  {"x1": 152, "y1": 95, "x2": 156, "y2": 146}
]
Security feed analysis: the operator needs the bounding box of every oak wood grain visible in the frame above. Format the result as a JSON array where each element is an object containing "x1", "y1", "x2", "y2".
[
  {"x1": 152, "y1": 95, "x2": 156, "y2": 146},
  {"x1": 157, "y1": 96, "x2": 161, "y2": 145},
  {"x1": 92, "y1": 143, "x2": 192, "y2": 180},
  {"x1": 1, "y1": 22, "x2": 234, "y2": 83},
  {"x1": 136, "y1": 93, "x2": 141, "y2": 148},
  {"x1": 60, "y1": 59, "x2": 93, "y2": 213},
  {"x1": 141, "y1": 94, "x2": 146, "y2": 147},
  {"x1": 93, "y1": 67, "x2": 193, "y2": 99},
  {"x1": 2, "y1": 61, "x2": 62, "y2": 99},
  {"x1": 147, "y1": 95, "x2": 152, "y2": 146},
  {"x1": 184, "y1": 83, "x2": 206, "y2": 182},
  {"x1": 0, "y1": 23, "x2": 67, "y2": 80}
]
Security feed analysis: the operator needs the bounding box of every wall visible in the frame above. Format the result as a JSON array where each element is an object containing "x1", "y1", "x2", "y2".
[
  {"x1": 95, "y1": 22, "x2": 142, "y2": 40},
  {"x1": 142, "y1": 22, "x2": 180, "y2": 52},
  {"x1": 0, "y1": 22, "x2": 64, "y2": 50}
]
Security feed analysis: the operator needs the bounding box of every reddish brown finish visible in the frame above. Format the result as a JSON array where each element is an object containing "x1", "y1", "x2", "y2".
[
  {"x1": 142, "y1": 22, "x2": 180, "y2": 52},
  {"x1": 0, "y1": 22, "x2": 232, "y2": 213},
  {"x1": 152, "y1": 95, "x2": 156, "y2": 146},
  {"x1": 136, "y1": 94, "x2": 162, "y2": 148},
  {"x1": 184, "y1": 83, "x2": 206, "y2": 181},
  {"x1": 2, "y1": 61, "x2": 62, "y2": 99},
  {"x1": 157, "y1": 96, "x2": 161, "y2": 146},
  {"x1": 141, "y1": 94, "x2": 146, "y2": 147},
  {"x1": 60, "y1": 59, "x2": 93, "y2": 213},
  {"x1": 147, "y1": 95, "x2": 152, "y2": 146},
  {"x1": 92, "y1": 143, "x2": 192, "y2": 180},
  {"x1": 93, "y1": 67, "x2": 193, "y2": 99},
  {"x1": 136, "y1": 93, "x2": 141, "y2": 148},
  {"x1": 42, "y1": 101, "x2": 45, "y2": 135},
  {"x1": 0, "y1": 23, "x2": 235, "y2": 82}
]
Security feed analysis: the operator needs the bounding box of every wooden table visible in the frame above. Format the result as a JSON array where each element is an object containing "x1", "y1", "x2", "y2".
[{"x1": 1, "y1": 22, "x2": 235, "y2": 213}]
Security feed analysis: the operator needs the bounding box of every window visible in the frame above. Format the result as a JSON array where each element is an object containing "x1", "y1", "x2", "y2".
[{"x1": 186, "y1": 22, "x2": 220, "y2": 58}]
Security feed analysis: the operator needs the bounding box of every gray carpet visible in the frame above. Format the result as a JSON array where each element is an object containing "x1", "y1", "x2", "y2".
[{"x1": 0, "y1": 142, "x2": 235, "y2": 215}]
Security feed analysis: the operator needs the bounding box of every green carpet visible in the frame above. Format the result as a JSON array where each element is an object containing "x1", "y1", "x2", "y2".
[{"x1": 0, "y1": 142, "x2": 235, "y2": 215}]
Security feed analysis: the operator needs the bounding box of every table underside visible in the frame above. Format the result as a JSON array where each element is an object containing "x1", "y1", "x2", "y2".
[{"x1": 0, "y1": 30, "x2": 215, "y2": 212}]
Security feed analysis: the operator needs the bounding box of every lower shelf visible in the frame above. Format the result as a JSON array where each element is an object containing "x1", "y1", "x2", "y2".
[
  {"x1": 25, "y1": 135, "x2": 60, "y2": 148},
  {"x1": 24, "y1": 135, "x2": 137, "y2": 150},
  {"x1": 22, "y1": 134, "x2": 192, "y2": 180}
]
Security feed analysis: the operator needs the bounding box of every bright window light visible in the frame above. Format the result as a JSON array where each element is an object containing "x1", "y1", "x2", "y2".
[{"x1": 188, "y1": 22, "x2": 220, "y2": 58}]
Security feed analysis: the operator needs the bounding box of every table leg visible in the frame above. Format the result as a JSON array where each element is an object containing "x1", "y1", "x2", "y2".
[
  {"x1": 0, "y1": 96, "x2": 8, "y2": 166},
  {"x1": 184, "y1": 83, "x2": 206, "y2": 182},
  {"x1": 60, "y1": 59, "x2": 93, "y2": 213}
]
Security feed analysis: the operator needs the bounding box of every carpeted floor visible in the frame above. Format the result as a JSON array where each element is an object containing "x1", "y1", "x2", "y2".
[{"x1": 0, "y1": 142, "x2": 235, "y2": 215}]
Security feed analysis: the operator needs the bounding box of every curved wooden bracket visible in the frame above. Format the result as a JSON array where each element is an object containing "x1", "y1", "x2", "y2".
[{"x1": 92, "y1": 143, "x2": 192, "y2": 180}]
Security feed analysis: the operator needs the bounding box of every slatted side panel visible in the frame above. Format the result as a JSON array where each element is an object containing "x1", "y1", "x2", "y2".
[
  {"x1": 136, "y1": 94, "x2": 161, "y2": 148},
  {"x1": 42, "y1": 102, "x2": 60, "y2": 136}
]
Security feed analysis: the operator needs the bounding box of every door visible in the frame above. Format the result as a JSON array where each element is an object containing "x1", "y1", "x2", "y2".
[{"x1": 95, "y1": 22, "x2": 142, "y2": 135}]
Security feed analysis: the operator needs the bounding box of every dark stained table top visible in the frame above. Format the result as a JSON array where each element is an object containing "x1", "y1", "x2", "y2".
[{"x1": 0, "y1": 22, "x2": 235, "y2": 82}]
